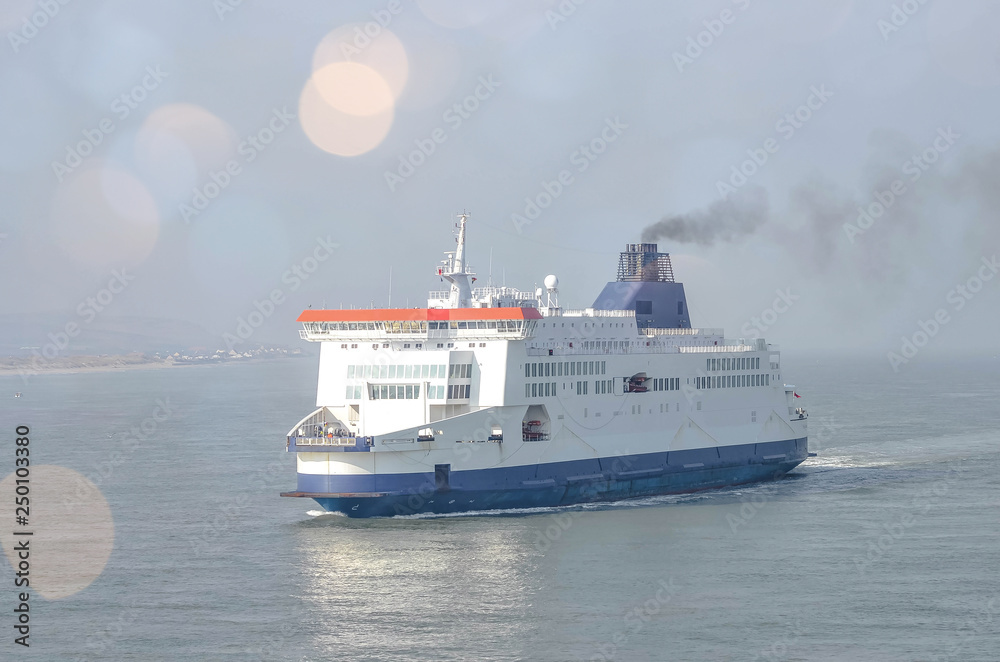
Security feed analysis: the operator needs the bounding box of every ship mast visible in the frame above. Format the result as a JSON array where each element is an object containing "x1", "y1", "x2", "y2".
[{"x1": 438, "y1": 212, "x2": 475, "y2": 308}]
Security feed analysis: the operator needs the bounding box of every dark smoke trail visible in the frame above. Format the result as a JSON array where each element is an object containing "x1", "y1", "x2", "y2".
[{"x1": 640, "y1": 186, "x2": 769, "y2": 246}]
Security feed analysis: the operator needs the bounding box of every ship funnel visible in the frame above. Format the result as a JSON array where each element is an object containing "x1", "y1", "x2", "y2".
[{"x1": 617, "y1": 243, "x2": 675, "y2": 283}]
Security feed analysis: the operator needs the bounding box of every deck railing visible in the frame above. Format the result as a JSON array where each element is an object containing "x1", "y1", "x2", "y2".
[
  {"x1": 288, "y1": 435, "x2": 374, "y2": 447},
  {"x1": 641, "y1": 327, "x2": 723, "y2": 336},
  {"x1": 561, "y1": 308, "x2": 636, "y2": 318}
]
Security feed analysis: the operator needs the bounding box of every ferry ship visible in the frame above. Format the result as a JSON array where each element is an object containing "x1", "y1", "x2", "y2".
[{"x1": 281, "y1": 214, "x2": 808, "y2": 517}]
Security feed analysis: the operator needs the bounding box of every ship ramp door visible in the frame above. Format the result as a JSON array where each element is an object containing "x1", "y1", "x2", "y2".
[{"x1": 435, "y1": 464, "x2": 451, "y2": 492}]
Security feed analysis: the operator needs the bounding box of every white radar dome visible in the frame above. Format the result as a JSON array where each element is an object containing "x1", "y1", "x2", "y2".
[{"x1": 544, "y1": 274, "x2": 559, "y2": 291}]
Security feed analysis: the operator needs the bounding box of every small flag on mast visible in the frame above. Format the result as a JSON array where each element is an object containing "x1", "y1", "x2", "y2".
[{"x1": 794, "y1": 392, "x2": 801, "y2": 398}]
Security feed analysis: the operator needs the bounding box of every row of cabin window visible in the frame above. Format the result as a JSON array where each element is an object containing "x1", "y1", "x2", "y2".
[
  {"x1": 349, "y1": 364, "x2": 443, "y2": 379},
  {"x1": 368, "y1": 384, "x2": 421, "y2": 400},
  {"x1": 695, "y1": 374, "x2": 769, "y2": 390},
  {"x1": 346, "y1": 363, "x2": 471, "y2": 380},
  {"x1": 575, "y1": 380, "x2": 614, "y2": 395},
  {"x1": 526, "y1": 382, "x2": 558, "y2": 398},
  {"x1": 707, "y1": 357, "x2": 760, "y2": 372},
  {"x1": 525, "y1": 379, "x2": 614, "y2": 398},
  {"x1": 526, "y1": 360, "x2": 607, "y2": 379},
  {"x1": 426, "y1": 320, "x2": 523, "y2": 331},
  {"x1": 650, "y1": 378, "x2": 680, "y2": 391},
  {"x1": 361, "y1": 384, "x2": 463, "y2": 400}
]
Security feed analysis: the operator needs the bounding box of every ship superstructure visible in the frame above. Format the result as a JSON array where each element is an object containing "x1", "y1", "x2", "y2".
[{"x1": 281, "y1": 214, "x2": 808, "y2": 517}]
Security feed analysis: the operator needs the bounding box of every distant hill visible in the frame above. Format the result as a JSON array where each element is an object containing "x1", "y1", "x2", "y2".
[{"x1": 0, "y1": 314, "x2": 260, "y2": 356}]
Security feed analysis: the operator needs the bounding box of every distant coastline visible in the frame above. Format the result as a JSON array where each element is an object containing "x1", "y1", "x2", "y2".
[{"x1": 0, "y1": 347, "x2": 305, "y2": 376}]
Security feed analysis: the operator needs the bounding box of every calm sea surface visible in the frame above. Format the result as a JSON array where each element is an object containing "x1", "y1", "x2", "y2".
[{"x1": 2, "y1": 354, "x2": 998, "y2": 661}]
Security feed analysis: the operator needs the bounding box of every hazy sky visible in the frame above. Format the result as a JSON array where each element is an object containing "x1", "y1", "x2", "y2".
[{"x1": 2, "y1": 0, "x2": 999, "y2": 358}]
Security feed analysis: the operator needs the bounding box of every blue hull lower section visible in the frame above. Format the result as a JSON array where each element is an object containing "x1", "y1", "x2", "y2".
[{"x1": 289, "y1": 438, "x2": 807, "y2": 518}]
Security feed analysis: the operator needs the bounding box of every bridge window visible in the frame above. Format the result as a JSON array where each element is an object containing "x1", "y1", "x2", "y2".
[
  {"x1": 447, "y1": 384, "x2": 470, "y2": 399},
  {"x1": 369, "y1": 384, "x2": 421, "y2": 400}
]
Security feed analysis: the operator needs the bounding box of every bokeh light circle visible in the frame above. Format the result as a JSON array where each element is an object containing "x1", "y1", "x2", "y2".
[
  {"x1": 312, "y1": 25, "x2": 409, "y2": 101},
  {"x1": 50, "y1": 162, "x2": 159, "y2": 271},
  {"x1": 311, "y1": 62, "x2": 395, "y2": 116},
  {"x1": 0, "y1": 466, "x2": 114, "y2": 600},
  {"x1": 299, "y1": 64, "x2": 395, "y2": 157},
  {"x1": 134, "y1": 103, "x2": 239, "y2": 203}
]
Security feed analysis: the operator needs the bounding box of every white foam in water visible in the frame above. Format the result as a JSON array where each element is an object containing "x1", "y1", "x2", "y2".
[
  {"x1": 803, "y1": 454, "x2": 895, "y2": 469},
  {"x1": 306, "y1": 510, "x2": 345, "y2": 517}
]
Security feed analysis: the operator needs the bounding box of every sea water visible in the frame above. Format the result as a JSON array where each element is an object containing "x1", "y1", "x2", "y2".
[{"x1": 1, "y1": 354, "x2": 998, "y2": 661}]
